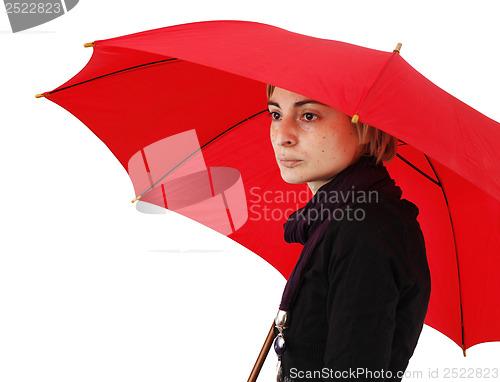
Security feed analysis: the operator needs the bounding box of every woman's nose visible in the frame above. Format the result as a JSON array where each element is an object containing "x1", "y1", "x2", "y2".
[{"x1": 272, "y1": 118, "x2": 297, "y2": 147}]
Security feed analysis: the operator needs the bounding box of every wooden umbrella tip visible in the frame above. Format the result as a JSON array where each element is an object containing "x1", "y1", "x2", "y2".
[
  {"x1": 35, "y1": 93, "x2": 45, "y2": 98},
  {"x1": 351, "y1": 114, "x2": 359, "y2": 124},
  {"x1": 84, "y1": 42, "x2": 96, "y2": 48},
  {"x1": 394, "y1": 43, "x2": 403, "y2": 53}
]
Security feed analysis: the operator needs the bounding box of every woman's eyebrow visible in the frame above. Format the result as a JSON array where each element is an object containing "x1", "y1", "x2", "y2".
[
  {"x1": 295, "y1": 100, "x2": 327, "y2": 107},
  {"x1": 267, "y1": 100, "x2": 326, "y2": 108}
]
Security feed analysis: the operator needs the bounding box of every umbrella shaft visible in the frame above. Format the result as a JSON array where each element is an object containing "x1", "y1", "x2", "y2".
[{"x1": 247, "y1": 321, "x2": 275, "y2": 382}]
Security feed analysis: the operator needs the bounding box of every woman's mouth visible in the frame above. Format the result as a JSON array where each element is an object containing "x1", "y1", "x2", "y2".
[{"x1": 278, "y1": 158, "x2": 303, "y2": 167}]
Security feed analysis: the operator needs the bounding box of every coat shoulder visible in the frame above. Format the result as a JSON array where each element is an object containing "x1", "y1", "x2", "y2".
[
  {"x1": 320, "y1": 194, "x2": 429, "y2": 290},
  {"x1": 324, "y1": 194, "x2": 421, "y2": 244}
]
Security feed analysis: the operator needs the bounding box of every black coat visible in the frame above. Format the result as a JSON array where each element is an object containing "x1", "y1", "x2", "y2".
[{"x1": 278, "y1": 194, "x2": 431, "y2": 382}]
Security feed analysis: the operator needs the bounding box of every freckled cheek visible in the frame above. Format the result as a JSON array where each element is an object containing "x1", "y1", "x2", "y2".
[
  {"x1": 316, "y1": 137, "x2": 336, "y2": 157},
  {"x1": 318, "y1": 137, "x2": 346, "y2": 162}
]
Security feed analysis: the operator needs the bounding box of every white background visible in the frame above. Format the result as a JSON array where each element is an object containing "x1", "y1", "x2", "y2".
[{"x1": 1, "y1": 1, "x2": 499, "y2": 381}]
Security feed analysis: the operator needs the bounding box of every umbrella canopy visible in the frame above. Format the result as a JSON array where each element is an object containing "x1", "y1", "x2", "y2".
[{"x1": 37, "y1": 20, "x2": 500, "y2": 354}]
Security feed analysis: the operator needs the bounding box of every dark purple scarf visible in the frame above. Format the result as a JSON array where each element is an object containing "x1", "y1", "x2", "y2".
[{"x1": 279, "y1": 155, "x2": 402, "y2": 311}]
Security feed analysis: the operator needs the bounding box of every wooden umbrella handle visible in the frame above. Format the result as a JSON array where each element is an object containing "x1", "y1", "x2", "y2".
[{"x1": 247, "y1": 320, "x2": 275, "y2": 382}]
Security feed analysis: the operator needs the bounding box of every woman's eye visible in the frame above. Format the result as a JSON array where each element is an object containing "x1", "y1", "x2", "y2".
[
  {"x1": 269, "y1": 111, "x2": 281, "y2": 120},
  {"x1": 303, "y1": 113, "x2": 317, "y2": 121}
]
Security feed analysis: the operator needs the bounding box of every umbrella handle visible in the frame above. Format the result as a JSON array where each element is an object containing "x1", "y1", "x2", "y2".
[{"x1": 247, "y1": 320, "x2": 275, "y2": 382}]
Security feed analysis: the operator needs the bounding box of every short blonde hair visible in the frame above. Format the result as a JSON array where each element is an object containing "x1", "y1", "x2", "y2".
[{"x1": 266, "y1": 84, "x2": 398, "y2": 164}]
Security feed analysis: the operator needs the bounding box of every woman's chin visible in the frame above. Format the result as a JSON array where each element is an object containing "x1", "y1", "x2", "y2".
[{"x1": 279, "y1": 171, "x2": 307, "y2": 185}]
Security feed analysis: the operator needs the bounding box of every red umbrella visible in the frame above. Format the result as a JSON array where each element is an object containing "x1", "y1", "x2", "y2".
[{"x1": 36, "y1": 20, "x2": 500, "y2": 362}]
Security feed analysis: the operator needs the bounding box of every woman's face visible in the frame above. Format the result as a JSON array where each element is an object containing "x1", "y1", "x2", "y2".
[{"x1": 268, "y1": 87, "x2": 364, "y2": 194}]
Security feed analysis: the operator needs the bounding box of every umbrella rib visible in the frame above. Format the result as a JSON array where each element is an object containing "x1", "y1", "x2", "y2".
[
  {"x1": 47, "y1": 58, "x2": 180, "y2": 95},
  {"x1": 425, "y1": 155, "x2": 466, "y2": 356},
  {"x1": 396, "y1": 154, "x2": 441, "y2": 187},
  {"x1": 134, "y1": 109, "x2": 269, "y2": 201},
  {"x1": 201, "y1": 110, "x2": 269, "y2": 150},
  {"x1": 398, "y1": 151, "x2": 466, "y2": 354}
]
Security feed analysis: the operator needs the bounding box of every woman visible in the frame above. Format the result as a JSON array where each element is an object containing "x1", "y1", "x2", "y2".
[{"x1": 267, "y1": 86, "x2": 431, "y2": 382}]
